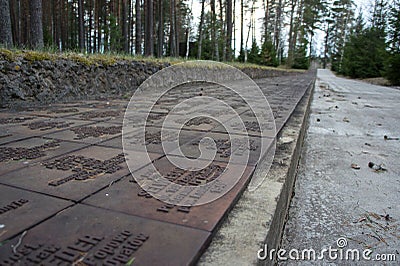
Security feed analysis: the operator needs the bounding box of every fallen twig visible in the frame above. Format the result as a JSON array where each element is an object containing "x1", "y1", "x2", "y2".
[{"x1": 12, "y1": 230, "x2": 27, "y2": 254}]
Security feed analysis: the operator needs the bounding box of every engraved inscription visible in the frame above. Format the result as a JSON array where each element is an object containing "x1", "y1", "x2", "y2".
[
  {"x1": 44, "y1": 153, "x2": 125, "y2": 186},
  {"x1": 0, "y1": 117, "x2": 33, "y2": 124},
  {"x1": 80, "y1": 110, "x2": 121, "y2": 119},
  {"x1": 182, "y1": 117, "x2": 213, "y2": 127},
  {"x1": 191, "y1": 138, "x2": 231, "y2": 158},
  {"x1": 49, "y1": 108, "x2": 79, "y2": 114},
  {"x1": 0, "y1": 231, "x2": 148, "y2": 265},
  {"x1": 135, "y1": 164, "x2": 225, "y2": 211},
  {"x1": 70, "y1": 126, "x2": 122, "y2": 139},
  {"x1": 24, "y1": 121, "x2": 74, "y2": 130},
  {"x1": 232, "y1": 121, "x2": 261, "y2": 133},
  {"x1": 161, "y1": 164, "x2": 224, "y2": 186},
  {"x1": 0, "y1": 141, "x2": 60, "y2": 162},
  {"x1": 0, "y1": 199, "x2": 29, "y2": 215}
]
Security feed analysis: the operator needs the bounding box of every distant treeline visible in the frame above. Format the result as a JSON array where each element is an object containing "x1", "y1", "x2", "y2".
[{"x1": 0, "y1": 0, "x2": 399, "y2": 83}]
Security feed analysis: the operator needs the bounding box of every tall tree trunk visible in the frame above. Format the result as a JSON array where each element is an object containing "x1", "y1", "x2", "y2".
[
  {"x1": 239, "y1": 0, "x2": 244, "y2": 60},
  {"x1": 128, "y1": 0, "x2": 133, "y2": 53},
  {"x1": 78, "y1": 0, "x2": 85, "y2": 52},
  {"x1": 157, "y1": 0, "x2": 164, "y2": 57},
  {"x1": 175, "y1": 0, "x2": 180, "y2": 56},
  {"x1": 29, "y1": 0, "x2": 44, "y2": 49},
  {"x1": 226, "y1": 0, "x2": 232, "y2": 61},
  {"x1": 169, "y1": 0, "x2": 176, "y2": 56},
  {"x1": 9, "y1": 0, "x2": 20, "y2": 46},
  {"x1": 211, "y1": 0, "x2": 219, "y2": 60},
  {"x1": 88, "y1": 0, "x2": 94, "y2": 52},
  {"x1": 197, "y1": 0, "x2": 205, "y2": 59},
  {"x1": 122, "y1": 0, "x2": 129, "y2": 53},
  {"x1": 219, "y1": 0, "x2": 226, "y2": 60},
  {"x1": 0, "y1": 0, "x2": 13, "y2": 47},
  {"x1": 135, "y1": 0, "x2": 142, "y2": 54},
  {"x1": 233, "y1": 0, "x2": 236, "y2": 53},
  {"x1": 185, "y1": 0, "x2": 193, "y2": 59},
  {"x1": 144, "y1": 0, "x2": 154, "y2": 55},
  {"x1": 323, "y1": 23, "x2": 330, "y2": 69},
  {"x1": 97, "y1": 0, "x2": 102, "y2": 52},
  {"x1": 21, "y1": 0, "x2": 30, "y2": 47},
  {"x1": 61, "y1": 0, "x2": 67, "y2": 50},
  {"x1": 274, "y1": 0, "x2": 282, "y2": 59},
  {"x1": 287, "y1": 0, "x2": 297, "y2": 67},
  {"x1": 291, "y1": 0, "x2": 304, "y2": 64},
  {"x1": 263, "y1": 0, "x2": 269, "y2": 40}
]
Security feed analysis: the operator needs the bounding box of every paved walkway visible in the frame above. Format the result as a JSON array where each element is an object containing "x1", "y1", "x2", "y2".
[{"x1": 280, "y1": 69, "x2": 399, "y2": 265}]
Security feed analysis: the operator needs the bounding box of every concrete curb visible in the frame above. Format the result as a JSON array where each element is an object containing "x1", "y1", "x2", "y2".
[
  {"x1": 199, "y1": 78, "x2": 316, "y2": 265},
  {"x1": 261, "y1": 79, "x2": 315, "y2": 266}
]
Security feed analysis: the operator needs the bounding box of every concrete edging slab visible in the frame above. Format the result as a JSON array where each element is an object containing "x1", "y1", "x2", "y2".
[{"x1": 199, "y1": 78, "x2": 316, "y2": 265}]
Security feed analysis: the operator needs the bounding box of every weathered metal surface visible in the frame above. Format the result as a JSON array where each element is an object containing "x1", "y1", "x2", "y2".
[
  {"x1": 19, "y1": 106, "x2": 92, "y2": 118},
  {"x1": 0, "y1": 145, "x2": 133, "y2": 201},
  {"x1": 44, "y1": 121, "x2": 121, "y2": 144},
  {"x1": 0, "y1": 115, "x2": 41, "y2": 144},
  {"x1": 0, "y1": 73, "x2": 314, "y2": 265},
  {"x1": 0, "y1": 204, "x2": 211, "y2": 266},
  {"x1": 0, "y1": 184, "x2": 72, "y2": 242},
  {"x1": 84, "y1": 158, "x2": 255, "y2": 231},
  {"x1": 122, "y1": 126, "x2": 203, "y2": 154},
  {"x1": 0, "y1": 137, "x2": 88, "y2": 176},
  {"x1": 0, "y1": 118, "x2": 95, "y2": 145}
]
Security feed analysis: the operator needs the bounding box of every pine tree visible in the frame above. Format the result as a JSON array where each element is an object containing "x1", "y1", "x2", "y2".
[
  {"x1": 385, "y1": 0, "x2": 400, "y2": 84},
  {"x1": 247, "y1": 40, "x2": 260, "y2": 64},
  {"x1": 260, "y1": 40, "x2": 278, "y2": 66}
]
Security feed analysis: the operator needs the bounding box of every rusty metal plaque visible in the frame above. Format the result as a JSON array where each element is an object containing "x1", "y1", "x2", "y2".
[
  {"x1": 44, "y1": 121, "x2": 122, "y2": 145},
  {"x1": 173, "y1": 131, "x2": 272, "y2": 166},
  {"x1": 67, "y1": 109, "x2": 125, "y2": 124},
  {"x1": 0, "y1": 118, "x2": 95, "y2": 145},
  {"x1": 211, "y1": 110, "x2": 275, "y2": 138},
  {"x1": 123, "y1": 126, "x2": 204, "y2": 154},
  {"x1": 0, "y1": 115, "x2": 43, "y2": 145},
  {"x1": 0, "y1": 204, "x2": 210, "y2": 266},
  {"x1": 84, "y1": 157, "x2": 255, "y2": 231},
  {"x1": 0, "y1": 184, "x2": 72, "y2": 242},
  {"x1": 20, "y1": 106, "x2": 93, "y2": 118},
  {"x1": 0, "y1": 137, "x2": 88, "y2": 176},
  {"x1": 0, "y1": 146, "x2": 134, "y2": 201},
  {"x1": 171, "y1": 132, "x2": 232, "y2": 163},
  {"x1": 0, "y1": 113, "x2": 37, "y2": 124}
]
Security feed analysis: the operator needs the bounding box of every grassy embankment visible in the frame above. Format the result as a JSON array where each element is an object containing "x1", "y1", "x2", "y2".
[{"x1": 0, "y1": 48, "x2": 304, "y2": 74}]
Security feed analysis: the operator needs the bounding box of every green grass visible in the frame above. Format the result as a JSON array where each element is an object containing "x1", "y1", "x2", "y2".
[{"x1": 0, "y1": 48, "x2": 304, "y2": 73}]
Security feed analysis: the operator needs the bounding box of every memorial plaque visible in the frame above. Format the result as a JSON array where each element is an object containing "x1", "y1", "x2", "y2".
[
  {"x1": 123, "y1": 126, "x2": 203, "y2": 154},
  {"x1": 0, "y1": 118, "x2": 95, "y2": 145},
  {"x1": 0, "y1": 115, "x2": 42, "y2": 145},
  {"x1": 0, "y1": 146, "x2": 137, "y2": 201},
  {"x1": 0, "y1": 114, "x2": 36, "y2": 124},
  {"x1": 211, "y1": 111, "x2": 275, "y2": 138},
  {"x1": 172, "y1": 132, "x2": 232, "y2": 162},
  {"x1": 66, "y1": 110, "x2": 125, "y2": 124},
  {"x1": 20, "y1": 106, "x2": 92, "y2": 118},
  {"x1": 0, "y1": 204, "x2": 210, "y2": 266},
  {"x1": 84, "y1": 160, "x2": 255, "y2": 231},
  {"x1": 0, "y1": 137, "x2": 88, "y2": 176},
  {"x1": 45, "y1": 121, "x2": 122, "y2": 145},
  {"x1": 169, "y1": 132, "x2": 271, "y2": 166},
  {"x1": 0, "y1": 185, "x2": 72, "y2": 242}
]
